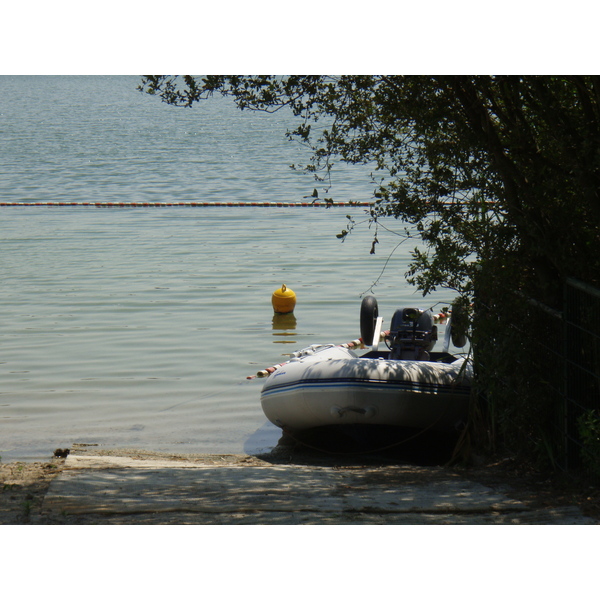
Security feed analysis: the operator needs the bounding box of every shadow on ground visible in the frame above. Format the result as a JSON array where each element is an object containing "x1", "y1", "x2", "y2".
[{"x1": 256, "y1": 425, "x2": 461, "y2": 468}]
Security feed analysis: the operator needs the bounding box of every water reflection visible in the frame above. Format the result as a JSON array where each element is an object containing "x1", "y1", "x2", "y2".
[{"x1": 272, "y1": 313, "x2": 297, "y2": 344}]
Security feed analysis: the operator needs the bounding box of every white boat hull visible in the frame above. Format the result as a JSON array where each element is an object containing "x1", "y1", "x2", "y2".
[{"x1": 261, "y1": 345, "x2": 472, "y2": 433}]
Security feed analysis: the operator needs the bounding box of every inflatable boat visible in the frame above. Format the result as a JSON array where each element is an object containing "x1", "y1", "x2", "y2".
[{"x1": 260, "y1": 297, "x2": 472, "y2": 435}]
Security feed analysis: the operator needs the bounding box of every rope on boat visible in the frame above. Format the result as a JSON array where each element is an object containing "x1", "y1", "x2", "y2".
[
  {"x1": 248, "y1": 312, "x2": 454, "y2": 380},
  {"x1": 0, "y1": 201, "x2": 373, "y2": 208},
  {"x1": 247, "y1": 330, "x2": 391, "y2": 380}
]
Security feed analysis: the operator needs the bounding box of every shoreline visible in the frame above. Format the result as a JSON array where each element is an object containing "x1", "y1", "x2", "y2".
[{"x1": 1, "y1": 444, "x2": 599, "y2": 525}]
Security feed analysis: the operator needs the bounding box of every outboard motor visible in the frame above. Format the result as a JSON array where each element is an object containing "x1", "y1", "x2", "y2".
[{"x1": 387, "y1": 308, "x2": 437, "y2": 361}]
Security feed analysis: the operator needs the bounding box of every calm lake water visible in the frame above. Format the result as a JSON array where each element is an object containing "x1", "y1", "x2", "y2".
[{"x1": 0, "y1": 76, "x2": 461, "y2": 461}]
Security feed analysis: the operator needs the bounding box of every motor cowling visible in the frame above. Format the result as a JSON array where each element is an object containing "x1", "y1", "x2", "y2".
[{"x1": 388, "y1": 308, "x2": 437, "y2": 360}]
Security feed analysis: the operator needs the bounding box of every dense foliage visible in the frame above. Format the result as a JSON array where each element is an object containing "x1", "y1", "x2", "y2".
[{"x1": 140, "y1": 76, "x2": 600, "y2": 467}]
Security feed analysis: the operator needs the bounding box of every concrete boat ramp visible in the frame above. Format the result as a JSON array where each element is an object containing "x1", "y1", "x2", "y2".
[{"x1": 39, "y1": 445, "x2": 596, "y2": 524}]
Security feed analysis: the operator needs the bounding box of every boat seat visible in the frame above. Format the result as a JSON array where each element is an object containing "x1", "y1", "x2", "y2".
[{"x1": 398, "y1": 348, "x2": 430, "y2": 361}]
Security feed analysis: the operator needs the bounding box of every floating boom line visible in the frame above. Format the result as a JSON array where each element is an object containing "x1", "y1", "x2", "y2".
[{"x1": 0, "y1": 201, "x2": 374, "y2": 208}]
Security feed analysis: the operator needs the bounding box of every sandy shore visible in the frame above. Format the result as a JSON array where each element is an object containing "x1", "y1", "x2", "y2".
[
  {"x1": 1, "y1": 445, "x2": 599, "y2": 524},
  {"x1": 0, "y1": 457, "x2": 67, "y2": 524}
]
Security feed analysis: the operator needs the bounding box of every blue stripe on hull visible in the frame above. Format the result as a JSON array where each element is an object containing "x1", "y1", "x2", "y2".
[{"x1": 261, "y1": 377, "x2": 471, "y2": 399}]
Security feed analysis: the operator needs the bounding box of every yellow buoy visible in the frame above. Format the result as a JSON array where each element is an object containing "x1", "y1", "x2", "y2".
[{"x1": 272, "y1": 284, "x2": 296, "y2": 314}]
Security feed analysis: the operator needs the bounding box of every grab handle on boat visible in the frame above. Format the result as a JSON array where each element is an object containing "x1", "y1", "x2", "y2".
[{"x1": 371, "y1": 316, "x2": 384, "y2": 351}]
